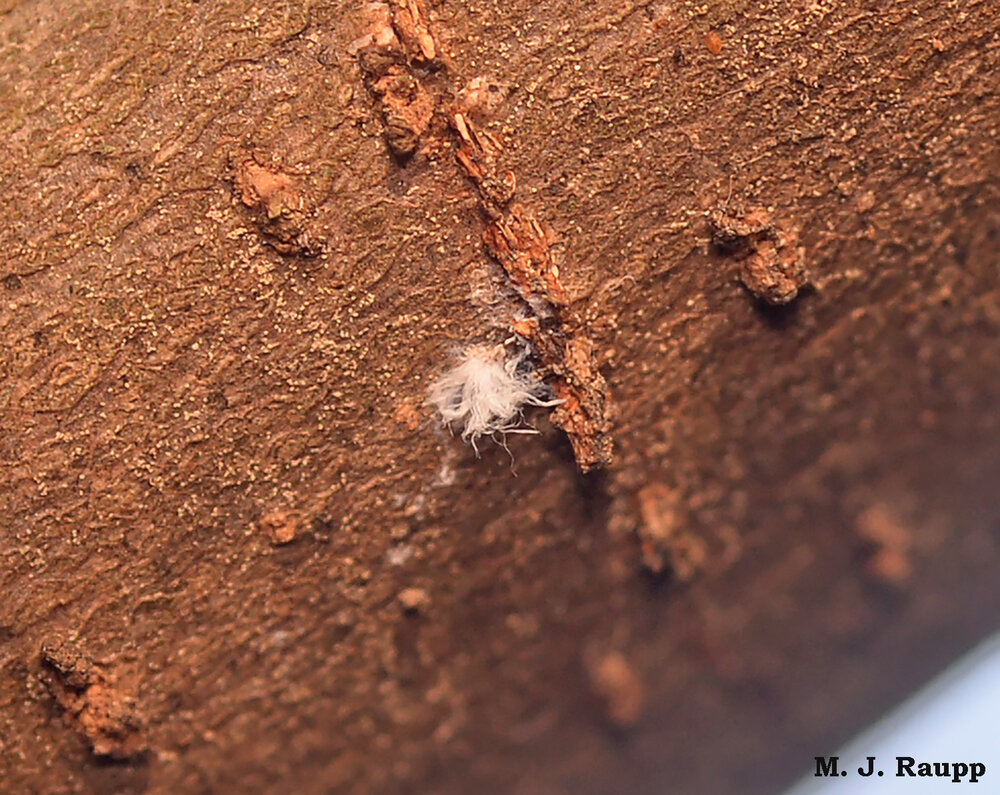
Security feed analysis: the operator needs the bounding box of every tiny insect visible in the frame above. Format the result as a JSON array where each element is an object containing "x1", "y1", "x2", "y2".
[{"x1": 428, "y1": 342, "x2": 561, "y2": 455}]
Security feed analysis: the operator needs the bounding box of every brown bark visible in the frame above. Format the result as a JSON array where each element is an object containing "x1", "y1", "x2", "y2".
[{"x1": 2, "y1": 0, "x2": 999, "y2": 793}]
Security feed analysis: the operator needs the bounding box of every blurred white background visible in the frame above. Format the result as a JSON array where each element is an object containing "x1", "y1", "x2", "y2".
[{"x1": 786, "y1": 631, "x2": 1000, "y2": 793}]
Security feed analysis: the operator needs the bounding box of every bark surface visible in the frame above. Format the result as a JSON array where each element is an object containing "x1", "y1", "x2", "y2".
[{"x1": 2, "y1": 1, "x2": 999, "y2": 793}]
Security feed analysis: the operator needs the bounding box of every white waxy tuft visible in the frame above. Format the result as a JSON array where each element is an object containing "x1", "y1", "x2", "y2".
[{"x1": 429, "y1": 344, "x2": 557, "y2": 451}]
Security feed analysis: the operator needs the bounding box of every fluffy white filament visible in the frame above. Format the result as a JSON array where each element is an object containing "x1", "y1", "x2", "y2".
[{"x1": 429, "y1": 344, "x2": 557, "y2": 451}]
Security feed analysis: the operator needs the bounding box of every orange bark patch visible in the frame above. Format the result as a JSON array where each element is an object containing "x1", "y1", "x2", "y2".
[
  {"x1": 232, "y1": 158, "x2": 318, "y2": 255},
  {"x1": 40, "y1": 639, "x2": 145, "y2": 760}
]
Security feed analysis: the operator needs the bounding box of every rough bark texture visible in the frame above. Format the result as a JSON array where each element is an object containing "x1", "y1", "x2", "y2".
[{"x1": 2, "y1": 0, "x2": 999, "y2": 793}]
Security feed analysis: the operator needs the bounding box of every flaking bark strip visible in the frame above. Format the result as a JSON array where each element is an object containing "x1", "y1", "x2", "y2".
[
  {"x1": 352, "y1": 4, "x2": 612, "y2": 471},
  {"x1": 389, "y1": 0, "x2": 438, "y2": 63},
  {"x1": 353, "y1": 1, "x2": 443, "y2": 160},
  {"x1": 452, "y1": 112, "x2": 613, "y2": 472}
]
